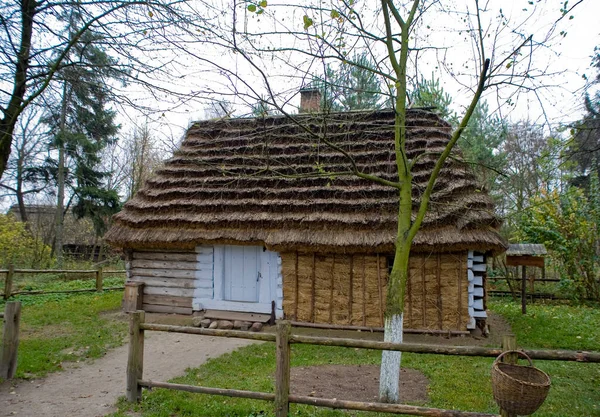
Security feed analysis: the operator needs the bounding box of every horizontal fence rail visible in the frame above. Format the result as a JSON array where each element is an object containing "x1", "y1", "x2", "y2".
[
  {"x1": 128, "y1": 312, "x2": 600, "y2": 417},
  {"x1": 1, "y1": 266, "x2": 126, "y2": 299}
]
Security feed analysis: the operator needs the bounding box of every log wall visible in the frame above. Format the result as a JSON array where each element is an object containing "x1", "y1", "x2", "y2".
[
  {"x1": 128, "y1": 250, "x2": 197, "y2": 314},
  {"x1": 281, "y1": 251, "x2": 470, "y2": 331}
]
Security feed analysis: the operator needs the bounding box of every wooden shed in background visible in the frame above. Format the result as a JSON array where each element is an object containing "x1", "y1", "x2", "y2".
[{"x1": 106, "y1": 102, "x2": 507, "y2": 332}]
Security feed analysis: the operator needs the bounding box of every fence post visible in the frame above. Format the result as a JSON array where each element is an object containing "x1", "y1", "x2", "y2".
[
  {"x1": 126, "y1": 310, "x2": 145, "y2": 402},
  {"x1": 274, "y1": 320, "x2": 291, "y2": 417},
  {"x1": 3, "y1": 264, "x2": 14, "y2": 300},
  {"x1": 500, "y1": 334, "x2": 517, "y2": 417},
  {"x1": 123, "y1": 282, "x2": 144, "y2": 312},
  {"x1": 95, "y1": 267, "x2": 103, "y2": 292},
  {"x1": 0, "y1": 301, "x2": 21, "y2": 380}
]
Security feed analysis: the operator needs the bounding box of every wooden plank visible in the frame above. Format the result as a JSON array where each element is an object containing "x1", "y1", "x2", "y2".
[
  {"x1": 472, "y1": 310, "x2": 487, "y2": 318},
  {"x1": 275, "y1": 321, "x2": 291, "y2": 417},
  {"x1": 133, "y1": 252, "x2": 197, "y2": 262},
  {"x1": 129, "y1": 276, "x2": 196, "y2": 289},
  {"x1": 194, "y1": 287, "x2": 213, "y2": 298},
  {"x1": 467, "y1": 269, "x2": 474, "y2": 281},
  {"x1": 506, "y1": 255, "x2": 544, "y2": 268},
  {"x1": 0, "y1": 301, "x2": 21, "y2": 379},
  {"x1": 144, "y1": 294, "x2": 191, "y2": 308},
  {"x1": 131, "y1": 268, "x2": 195, "y2": 279},
  {"x1": 131, "y1": 260, "x2": 198, "y2": 270},
  {"x1": 204, "y1": 310, "x2": 271, "y2": 322},
  {"x1": 123, "y1": 282, "x2": 144, "y2": 312},
  {"x1": 126, "y1": 311, "x2": 144, "y2": 402},
  {"x1": 289, "y1": 394, "x2": 500, "y2": 416},
  {"x1": 143, "y1": 304, "x2": 193, "y2": 315},
  {"x1": 143, "y1": 286, "x2": 194, "y2": 297}
]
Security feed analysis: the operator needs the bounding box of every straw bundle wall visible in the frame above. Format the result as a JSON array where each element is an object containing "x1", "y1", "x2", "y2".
[{"x1": 281, "y1": 250, "x2": 469, "y2": 331}]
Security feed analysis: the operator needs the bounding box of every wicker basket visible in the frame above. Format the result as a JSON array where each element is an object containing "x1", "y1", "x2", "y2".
[{"x1": 491, "y1": 350, "x2": 551, "y2": 415}]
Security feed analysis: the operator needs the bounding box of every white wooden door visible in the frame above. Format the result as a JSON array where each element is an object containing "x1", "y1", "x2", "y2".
[{"x1": 223, "y1": 245, "x2": 260, "y2": 302}]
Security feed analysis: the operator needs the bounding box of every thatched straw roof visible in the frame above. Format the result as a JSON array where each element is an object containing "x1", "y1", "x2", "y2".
[{"x1": 106, "y1": 109, "x2": 506, "y2": 254}]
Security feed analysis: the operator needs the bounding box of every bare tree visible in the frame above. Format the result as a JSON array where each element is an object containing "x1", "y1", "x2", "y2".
[
  {"x1": 0, "y1": 106, "x2": 48, "y2": 223},
  {"x1": 0, "y1": 0, "x2": 201, "y2": 180}
]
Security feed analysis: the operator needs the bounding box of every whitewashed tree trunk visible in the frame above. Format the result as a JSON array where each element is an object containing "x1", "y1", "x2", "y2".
[{"x1": 379, "y1": 312, "x2": 403, "y2": 403}]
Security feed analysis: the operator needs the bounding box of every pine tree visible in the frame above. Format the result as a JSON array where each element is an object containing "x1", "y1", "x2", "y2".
[
  {"x1": 312, "y1": 52, "x2": 383, "y2": 112},
  {"x1": 43, "y1": 10, "x2": 122, "y2": 262}
]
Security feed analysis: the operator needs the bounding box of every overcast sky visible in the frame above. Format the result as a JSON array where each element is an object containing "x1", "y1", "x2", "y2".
[{"x1": 119, "y1": 0, "x2": 598, "y2": 147}]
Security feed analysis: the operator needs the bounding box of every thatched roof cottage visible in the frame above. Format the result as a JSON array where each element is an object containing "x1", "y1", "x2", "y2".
[{"x1": 106, "y1": 92, "x2": 506, "y2": 332}]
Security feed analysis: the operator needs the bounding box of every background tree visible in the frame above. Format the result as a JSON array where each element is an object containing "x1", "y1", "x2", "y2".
[
  {"x1": 0, "y1": 0, "x2": 194, "y2": 180},
  {"x1": 42, "y1": 16, "x2": 122, "y2": 264},
  {"x1": 410, "y1": 78, "x2": 507, "y2": 192},
  {"x1": 409, "y1": 75, "x2": 456, "y2": 121},
  {"x1": 123, "y1": 123, "x2": 163, "y2": 200},
  {"x1": 0, "y1": 107, "x2": 49, "y2": 223},
  {"x1": 570, "y1": 46, "x2": 600, "y2": 186},
  {"x1": 516, "y1": 179, "x2": 600, "y2": 300},
  {"x1": 313, "y1": 52, "x2": 384, "y2": 112}
]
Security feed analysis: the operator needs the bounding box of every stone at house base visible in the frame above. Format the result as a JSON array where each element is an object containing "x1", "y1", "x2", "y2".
[
  {"x1": 240, "y1": 321, "x2": 252, "y2": 331},
  {"x1": 251, "y1": 322, "x2": 263, "y2": 332},
  {"x1": 217, "y1": 320, "x2": 234, "y2": 330},
  {"x1": 208, "y1": 321, "x2": 218, "y2": 329},
  {"x1": 191, "y1": 316, "x2": 207, "y2": 327},
  {"x1": 233, "y1": 320, "x2": 244, "y2": 329}
]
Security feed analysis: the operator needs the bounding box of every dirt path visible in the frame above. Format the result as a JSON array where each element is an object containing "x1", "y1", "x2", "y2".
[{"x1": 0, "y1": 331, "x2": 254, "y2": 417}]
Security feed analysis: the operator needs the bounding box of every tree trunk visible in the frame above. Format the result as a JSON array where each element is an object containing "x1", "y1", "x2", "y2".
[
  {"x1": 379, "y1": 313, "x2": 403, "y2": 403},
  {"x1": 0, "y1": 0, "x2": 37, "y2": 179},
  {"x1": 55, "y1": 81, "x2": 68, "y2": 268}
]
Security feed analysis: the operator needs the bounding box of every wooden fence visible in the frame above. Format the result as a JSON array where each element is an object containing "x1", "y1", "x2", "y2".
[
  {"x1": 1, "y1": 266, "x2": 126, "y2": 299},
  {"x1": 0, "y1": 301, "x2": 21, "y2": 380},
  {"x1": 126, "y1": 311, "x2": 600, "y2": 417}
]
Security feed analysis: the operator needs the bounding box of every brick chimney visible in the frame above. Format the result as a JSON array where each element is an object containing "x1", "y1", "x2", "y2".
[{"x1": 299, "y1": 88, "x2": 321, "y2": 113}]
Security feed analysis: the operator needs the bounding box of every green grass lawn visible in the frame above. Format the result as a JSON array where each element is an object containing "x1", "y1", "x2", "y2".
[
  {"x1": 0, "y1": 289, "x2": 127, "y2": 380},
  {"x1": 110, "y1": 299, "x2": 600, "y2": 417}
]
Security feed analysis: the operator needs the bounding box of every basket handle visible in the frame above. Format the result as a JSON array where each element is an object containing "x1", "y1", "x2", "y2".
[{"x1": 494, "y1": 350, "x2": 534, "y2": 366}]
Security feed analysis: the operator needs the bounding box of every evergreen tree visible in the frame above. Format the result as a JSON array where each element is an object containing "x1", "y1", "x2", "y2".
[
  {"x1": 409, "y1": 75, "x2": 456, "y2": 122},
  {"x1": 571, "y1": 47, "x2": 600, "y2": 184},
  {"x1": 410, "y1": 77, "x2": 507, "y2": 192},
  {"x1": 43, "y1": 11, "x2": 122, "y2": 261},
  {"x1": 312, "y1": 52, "x2": 383, "y2": 112}
]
